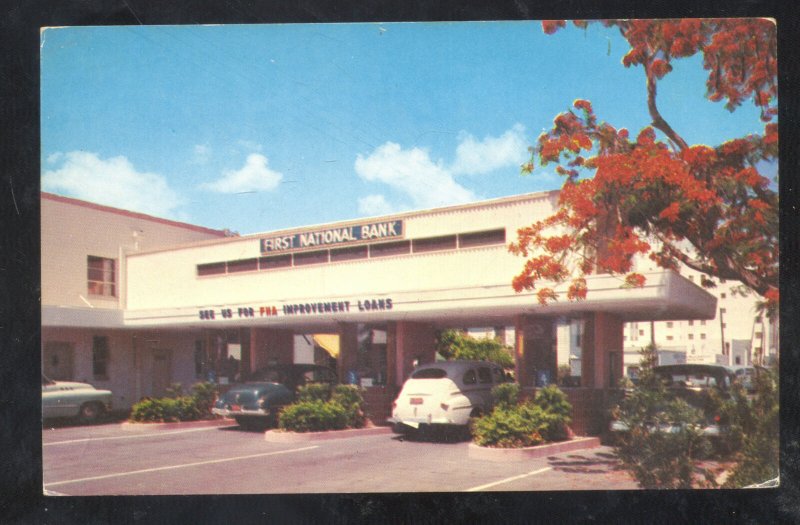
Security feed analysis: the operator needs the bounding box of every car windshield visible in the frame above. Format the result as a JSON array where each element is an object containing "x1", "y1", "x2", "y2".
[
  {"x1": 411, "y1": 368, "x2": 448, "y2": 379},
  {"x1": 656, "y1": 370, "x2": 725, "y2": 389}
]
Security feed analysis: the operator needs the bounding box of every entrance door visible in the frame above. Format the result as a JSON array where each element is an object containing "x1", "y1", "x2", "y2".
[
  {"x1": 151, "y1": 349, "x2": 172, "y2": 397},
  {"x1": 43, "y1": 342, "x2": 74, "y2": 380}
]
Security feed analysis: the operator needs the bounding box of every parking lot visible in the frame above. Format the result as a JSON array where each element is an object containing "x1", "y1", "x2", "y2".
[{"x1": 43, "y1": 420, "x2": 638, "y2": 495}]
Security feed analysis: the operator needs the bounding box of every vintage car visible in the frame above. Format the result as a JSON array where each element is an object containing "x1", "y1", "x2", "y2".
[
  {"x1": 609, "y1": 364, "x2": 736, "y2": 438},
  {"x1": 388, "y1": 360, "x2": 512, "y2": 436},
  {"x1": 212, "y1": 363, "x2": 337, "y2": 429},
  {"x1": 42, "y1": 374, "x2": 113, "y2": 423}
]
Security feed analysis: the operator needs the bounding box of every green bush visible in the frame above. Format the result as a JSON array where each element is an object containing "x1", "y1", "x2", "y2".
[
  {"x1": 533, "y1": 384, "x2": 572, "y2": 441},
  {"x1": 472, "y1": 384, "x2": 572, "y2": 447},
  {"x1": 297, "y1": 383, "x2": 333, "y2": 403},
  {"x1": 129, "y1": 382, "x2": 218, "y2": 423},
  {"x1": 613, "y1": 345, "x2": 717, "y2": 489},
  {"x1": 723, "y1": 365, "x2": 779, "y2": 487},
  {"x1": 472, "y1": 405, "x2": 546, "y2": 448},
  {"x1": 278, "y1": 400, "x2": 348, "y2": 432},
  {"x1": 280, "y1": 384, "x2": 366, "y2": 431},
  {"x1": 331, "y1": 385, "x2": 366, "y2": 429},
  {"x1": 492, "y1": 383, "x2": 521, "y2": 409}
]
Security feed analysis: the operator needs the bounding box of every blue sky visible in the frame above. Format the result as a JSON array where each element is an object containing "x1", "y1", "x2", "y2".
[{"x1": 41, "y1": 21, "x2": 767, "y2": 234}]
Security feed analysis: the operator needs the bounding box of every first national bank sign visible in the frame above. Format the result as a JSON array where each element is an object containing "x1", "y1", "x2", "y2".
[{"x1": 261, "y1": 220, "x2": 404, "y2": 253}]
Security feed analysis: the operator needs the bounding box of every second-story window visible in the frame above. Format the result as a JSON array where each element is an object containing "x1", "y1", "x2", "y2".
[{"x1": 87, "y1": 256, "x2": 116, "y2": 296}]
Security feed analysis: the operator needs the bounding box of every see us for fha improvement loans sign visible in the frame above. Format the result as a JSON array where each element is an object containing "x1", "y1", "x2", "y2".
[{"x1": 260, "y1": 220, "x2": 403, "y2": 253}]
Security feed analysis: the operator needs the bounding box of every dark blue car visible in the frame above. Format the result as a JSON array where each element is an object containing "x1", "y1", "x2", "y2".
[{"x1": 212, "y1": 364, "x2": 337, "y2": 429}]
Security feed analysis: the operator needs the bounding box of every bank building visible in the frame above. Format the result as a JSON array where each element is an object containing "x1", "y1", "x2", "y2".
[{"x1": 41, "y1": 190, "x2": 718, "y2": 435}]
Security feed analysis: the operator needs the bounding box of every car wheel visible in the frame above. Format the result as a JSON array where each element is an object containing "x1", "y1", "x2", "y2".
[{"x1": 79, "y1": 402, "x2": 103, "y2": 423}]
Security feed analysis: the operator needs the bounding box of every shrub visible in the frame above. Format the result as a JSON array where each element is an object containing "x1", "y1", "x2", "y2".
[
  {"x1": 298, "y1": 383, "x2": 333, "y2": 403},
  {"x1": 533, "y1": 384, "x2": 572, "y2": 442},
  {"x1": 190, "y1": 382, "x2": 218, "y2": 415},
  {"x1": 472, "y1": 384, "x2": 572, "y2": 447},
  {"x1": 129, "y1": 382, "x2": 218, "y2": 423},
  {"x1": 492, "y1": 383, "x2": 521, "y2": 409},
  {"x1": 613, "y1": 345, "x2": 717, "y2": 489},
  {"x1": 472, "y1": 405, "x2": 546, "y2": 448},
  {"x1": 279, "y1": 400, "x2": 348, "y2": 432},
  {"x1": 723, "y1": 365, "x2": 779, "y2": 487},
  {"x1": 331, "y1": 385, "x2": 366, "y2": 429}
]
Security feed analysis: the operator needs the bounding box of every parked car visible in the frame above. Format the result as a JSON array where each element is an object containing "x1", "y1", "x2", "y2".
[
  {"x1": 609, "y1": 364, "x2": 736, "y2": 439},
  {"x1": 212, "y1": 364, "x2": 337, "y2": 429},
  {"x1": 42, "y1": 374, "x2": 113, "y2": 423},
  {"x1": 388, "y1": 360, "x2": 512, "y2": 436}
]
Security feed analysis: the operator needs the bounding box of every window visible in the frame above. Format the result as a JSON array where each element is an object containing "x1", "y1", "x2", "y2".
[
  {"x1": 463, "y1": 369, "x2": 477, "y2": 384},
  {"x1": 478, "y1": 367, "x2": 492, "y2": 384},
  {"x1": 458, "y1": 228, "x2": 506, "y2": 248},
  {"x1": 722, "y1": 323, "x2": 727, "y2": 329},
  {"x1": 688, "y1": 275, "x2": 694, "y2": 282},
  {"x1": 720, "y1": 293, "x2": 727, "y2": 299},
  {"x1": 666, "y1": 335, "x2": 674, "y2": 341},
  {"x1": 87, "y1": 256, "x2": 116, "y2": 296},
  {"x1": 293, "y1": 250, "x2": 329, "y2": 266},
  {"x1": 666, "y1": 321, "x2": 674, "y2": 328},
  {"x1": 227, "y1": 258, "x2": 257, "y2": 273},
  {"x1": 755, "y1": 316, "x2": 762, "y2": 323},
  {"x1": 492, "y1": 367, "x2": 505, "y2": 384},
  {"x1": 259, "y1": 254, "x2": 292, "y2": 270},
  {"x1": 639, "y1": 329, "x2": 645, "y2": 336},
  {"x1": 369, "y1": 240, "x2": 411, "y2": 258},
  {"x1": 755, "y1": 332, "x2": 763, "y2": 339},
  {"x1": 412, "y1": 235, "x2": 457, "y2": 253},
  {"x1": 197, "y1": 262, "x2": 226, "y2": 276},
  {"x1": 688, "y1": 334, "x2": 694, "y2": 340},
  {"x1": 720, "y1": 308, "x2": 727, "y2": 315},
  {"x1": 330, "y1": 245, "x2": 368, "y2": 262},
  {"x1": 92, "y1": 336, "x2": 110, "y2": 379},
  {"x1": 411, "y1": 368, "x2": 447, "y2": 379},
  {"x1": 689, "y1": 320, "x2": 694, "y2": 326},
  {"x1": 700, "y1": 333, "x2": 707, "y2": 340}
]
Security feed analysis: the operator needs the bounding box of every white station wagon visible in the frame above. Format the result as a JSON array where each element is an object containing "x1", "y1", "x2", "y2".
[{"x1": 388, "y1": 360, "x2": 511, "y2": 435}]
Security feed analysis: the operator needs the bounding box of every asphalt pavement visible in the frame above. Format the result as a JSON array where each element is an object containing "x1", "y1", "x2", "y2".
[{"x1": 43, "y1": 420, "x2": 639, "y2": 495}]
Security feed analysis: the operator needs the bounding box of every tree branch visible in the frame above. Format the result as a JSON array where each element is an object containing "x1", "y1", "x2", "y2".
[{"x1": 646, "y1": 58, "x2": 689, "y2": 151}]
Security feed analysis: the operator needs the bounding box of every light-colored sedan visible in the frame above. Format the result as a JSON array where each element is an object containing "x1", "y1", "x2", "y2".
[
  {"x1": 388, "y1": 360, "x2": 511, "y2": 435},
  {"x1": 42, "y1": 374, "x2": 113, "y2": 423}
]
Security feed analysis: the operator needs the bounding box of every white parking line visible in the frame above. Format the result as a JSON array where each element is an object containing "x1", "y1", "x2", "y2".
[
  {"x1": 43, "y1": 426, "x2": 223, "y2": 446},
  {"x1": 465, "y1": 467, "x2": 552, "y2": 492},
  {"x1": 44, "y1": 445, "x2": 319, "y2": 487}
]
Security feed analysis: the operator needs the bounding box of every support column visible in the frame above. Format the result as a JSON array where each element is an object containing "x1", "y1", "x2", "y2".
[
  {"x1": 391, "y1": 321, "x2": 436, "y2": 387},
  {"x1": 337, "y1": 323, "x2": 359, "y2": 383},
  {"x1": 250, "y1": 328, "x2": 294, "y2": 371},
  {"x1": 582, "y1": 312, "x2": 624, "y2": 389},
  {"x1": 386, "y1": 322, "x2": 398, "y2": 389}
]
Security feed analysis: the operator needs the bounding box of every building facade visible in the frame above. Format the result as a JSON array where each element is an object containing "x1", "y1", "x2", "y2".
[{"x1": 41, "y1": 190, "x2": 719, "y2": 433}]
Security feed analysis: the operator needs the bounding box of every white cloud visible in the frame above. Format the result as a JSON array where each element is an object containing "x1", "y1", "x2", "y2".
[
  {"x1": 355, "y1": 142, "x2": 476, "y2": 209},
  {"x1": 42, "y1": 151, "x2": 185, "y2": 218},
  {"x1": 358, "y1": 194, "x2": 396, "y2": 216},
  {"x1": 192, "y1": 144, "x2": 212, "y2": 165},
  {"x1": 450, "y1": 123, "x2": 528, "y2": 176},
  {"x1": 200, "y1": 153, "x2": 283, "y2": 193}
]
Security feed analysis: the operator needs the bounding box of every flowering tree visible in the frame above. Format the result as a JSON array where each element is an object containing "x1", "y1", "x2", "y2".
[{"x1": 510, "y1": 19, "x2": 778, "y2": 314}]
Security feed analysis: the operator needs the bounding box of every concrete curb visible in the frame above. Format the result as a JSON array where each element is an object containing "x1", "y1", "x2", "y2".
[
  {"x1": 120, "y1": 418, "x2": 236, "y2": 431},
  {"x1": 264, "y1": 426, "x2": 393, "y2": 442},
  {"x1": 468, "y1": 436, "x2": 601, "y2": 462}
]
